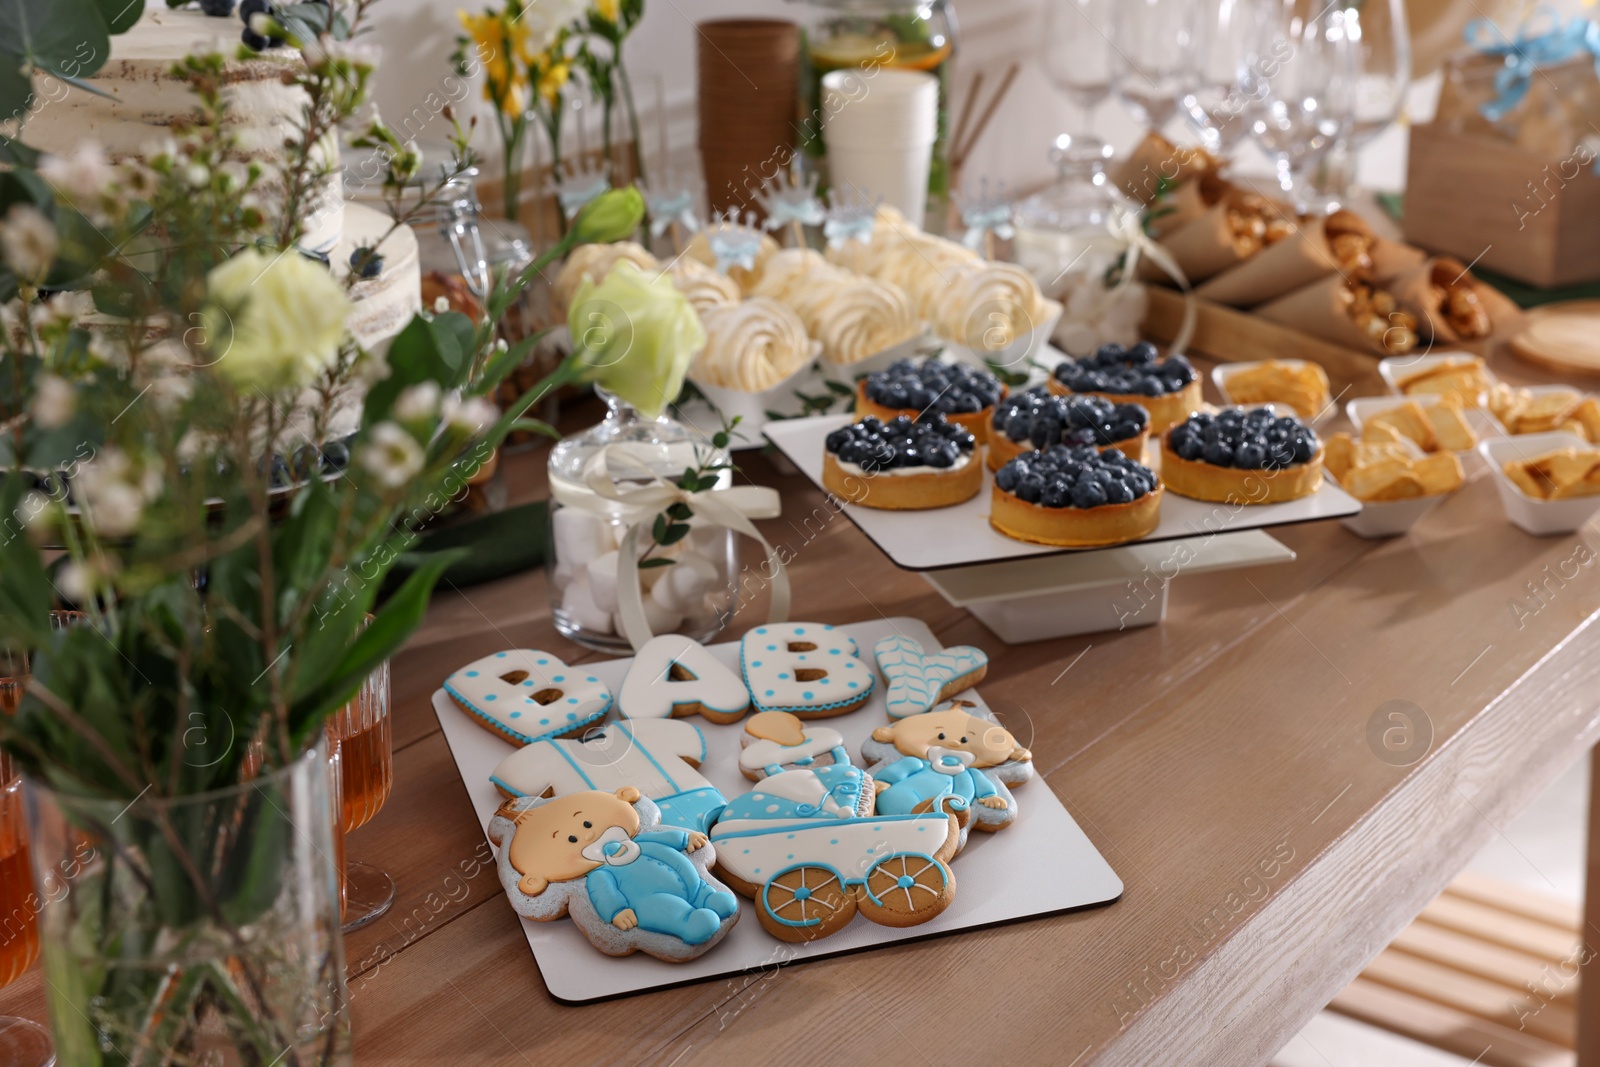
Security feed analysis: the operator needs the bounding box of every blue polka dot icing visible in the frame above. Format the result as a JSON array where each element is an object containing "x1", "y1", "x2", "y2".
[
  {"x1": 740, "y1": 623, "x2": 875, "y2": 714},
  {"x1": 445, "y1": 649, "x2": 613, "y2": 746},
  {"x1": 465, "y1": 670, "x2": 480, "y2": 677}
]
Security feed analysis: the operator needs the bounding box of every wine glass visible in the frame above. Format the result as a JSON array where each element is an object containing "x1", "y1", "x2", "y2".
[
  {"x1": 328, "y1": 658, "x2": 393, "y2": 932},
  {"x1": 1310, "y1": 0, "x2": 1411, "y2": 204},
  {"x1": 1179, "y1": 0, "x2": 1265, "y2": 159},
  {"x1": 1042, "y1": 0, "x2": 1118, "y2": 159},
  {"x1": 1111, "y1": 0, "x2": 1195, "y2": 135},
  {"x1": 1246, "y1": 0, "x2": 1358, "y2": 214}
]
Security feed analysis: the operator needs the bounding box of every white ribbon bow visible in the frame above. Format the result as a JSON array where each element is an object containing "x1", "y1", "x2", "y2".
[
  {"x1": 1107, "y1": 206, "x2": 1196, "y2": 356},
  {"x1": 564, "y1": 446, "x2": 790, "y2": 652}
]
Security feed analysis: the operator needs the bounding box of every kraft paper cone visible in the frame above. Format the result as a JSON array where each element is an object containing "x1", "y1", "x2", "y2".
[
  {"x1": 1112, "y1": 133, "x2": 1215, "y2": 205},
  {"x1": 1388, "y1": 256, "x2": 1524, "y2": 343},
  {"x1": 1150, "y1": 203, "x2": 1252, "y2": 283},
  {"x1": 1369, "y1": 237, "x2": 1427, "y2": 282},
  {"x1": 1257, "y1": 275, "x2": 1391, "y2": 355},
  {"x1": 1194, "y1": 211, "x2": 1377, "y2": 307}
]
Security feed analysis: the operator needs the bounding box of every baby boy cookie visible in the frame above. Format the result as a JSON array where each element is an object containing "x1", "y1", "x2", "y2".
[
  {"x1": 490, "y1": 718, "x2": 727, "y2": 834},
  {"x1": 861, "y1": 701, "x2": 1033, "y2": 843},
  {"x1": 618, "y1": 634, "x2": 751, "y2": 724},
  {"x1": 445, "y1": 650, "x2": 611, "y2": 746},
  {"x1": 709, "y1": 765, "x2": 961, "y2": 942},
  {"x1": 488, "y1": 787, "x2": 739, "y2": 961},
  {"x1": 740, "y1": 623, "x2": 875, "y2": 719},
  {"x1": 738, "y1": 711, "x2": 850, "y2": 781},
  {"x1": 873, "y1": 634, "x2": 988, "y2": 719}
]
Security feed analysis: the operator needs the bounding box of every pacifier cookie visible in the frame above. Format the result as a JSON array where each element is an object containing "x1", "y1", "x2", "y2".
[
  {"x1": 873, "y1": 634, "x2": 988, "y2": 719},
  {"x1": 737, "y1": 711, "x2": 851, "y2": 781},
  {"x1": 445, "y1": 650, "x2": 611, "y2": 746},
  {"x1": 618, "y1": 634, "x2": 751, "y2": 724},
  {"x1": 861, "y1": 701, "x2": 1033, "y2": 845},
  {"x1": 740, "y1": 623, "x2": 875, "y2": 718},
  {"x1": 491, "y1": 718, "x2": 728, "y2": 834},
  {"x1": 488, "y1": 787, "x2": 740, "y2": 961}
]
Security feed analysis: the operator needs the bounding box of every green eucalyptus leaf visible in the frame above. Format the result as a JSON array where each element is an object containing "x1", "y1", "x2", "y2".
[
  {"x1": 93, "y1": 0, "x2": 143, "y2": 33},
  {"x1": 659, "y1": 522, "x2": 690, "y2": 546},
  {"x1": 0, "y1": 0, "x2": 112, "y2": 83},
  {"x1": 637, "y1": 557, "x2": 674, "y2": 570}
]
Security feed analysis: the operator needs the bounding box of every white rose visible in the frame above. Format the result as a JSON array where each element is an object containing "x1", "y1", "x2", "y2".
[{"x1": 202, "y1": 248, "x2": 351, "y2": 391}]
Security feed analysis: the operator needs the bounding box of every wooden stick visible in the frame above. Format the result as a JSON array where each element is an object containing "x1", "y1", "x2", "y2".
[
  {"x1": 954, "y1": 63, "x2": 1020, "y2": 169},
  {"x1": 950, "y1": 71, "x2": 983, "y2": 168},
  {"x1": 790, "y1": 219, "x2": 804, "y2": 249}
]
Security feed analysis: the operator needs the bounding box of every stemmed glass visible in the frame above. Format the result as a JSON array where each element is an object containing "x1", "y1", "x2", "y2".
[
  {"x1": 1246, "y1": 0, "x2": 1358, "y2": 214},
  {"x1": 1310, "y1": 0, "x2": 1411, "y2": 205},
  {"x1": 1111, "y1": 0, "x2": 1195, "y2": 137},
  {"x1": 329, "y1": 658, "x2": 394, "y2": 932},
  {"x1": 1179, "y1": 0, "x2": 1265, "y2": 160},
  {"x1": 1042, "y1": 0, "x2": 1118, "y2": 160}
]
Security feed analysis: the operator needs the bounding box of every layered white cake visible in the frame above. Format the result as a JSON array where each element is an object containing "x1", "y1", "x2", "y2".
[{"x1": 25, "y1": 5, "x2": 420, "y2": 352}]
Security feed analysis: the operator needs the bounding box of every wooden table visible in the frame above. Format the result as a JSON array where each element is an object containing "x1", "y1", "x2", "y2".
[{"x1": 5, "y1": 353, "x2": 1600, "y2": 1066}]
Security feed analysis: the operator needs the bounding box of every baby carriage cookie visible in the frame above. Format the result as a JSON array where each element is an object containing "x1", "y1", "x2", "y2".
[
  {"x1": 488, "y1": 787, "x2": 740, "y2": 961},
  {"x1": 861, "y1": 702, "x2": 1033, "y2": 846},
  {"x1": 737, "y1": 711, "x2": 850, "y2": 781},
  {"x1": 710, "y1": 765, "x2": 963, "y2": 942}
]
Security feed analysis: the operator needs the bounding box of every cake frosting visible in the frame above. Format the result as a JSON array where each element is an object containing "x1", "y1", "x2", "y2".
[
  {"x1": 340, "y1": 203, "x2": 421, "y2": 353},
  {"x1": 668, "y1": 257, "x2": 741, "y2": 316},
  {"x1": 683, "y1": 230, "x2": 780, "y2": 295},
  {"x1": 691, "y1": 297, "x2": 812, "y2": 392},
  {"x1": 24, "y1": 6, "x2": 346, "y2": 254},
  {"x1": 751, "y1": 248, "x2": 921, "y2": 366}
]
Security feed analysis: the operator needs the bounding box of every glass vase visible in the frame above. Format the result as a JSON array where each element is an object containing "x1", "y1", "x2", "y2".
[
  {"x1": 25, "y1": 737, "x2": 351, "y2": 1067},
  {"x1": 547, "y1": 389, "x2": 740, "y2": 654}
]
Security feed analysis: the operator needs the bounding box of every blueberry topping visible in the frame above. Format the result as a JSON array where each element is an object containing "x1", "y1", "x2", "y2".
[
  {"x1": 995, "y1": 444, "x2": 1157, "y2": 509},
  {"x1": 1166, "y1": 406, "x2": 1319, "y2": 470},
  {"x1": 863, "y1": 358, "x2": 1004, "y2": 417},
  {"x1": 1052, "y1": 342, "x2": 1197, "y2": 397},
  {"x1": 826, "y1": 414, "x2": 976, "y2": 473},
  {"x1": 990, "y1": 385, "x2": 1147, "y2": 449},
  {"x1": 350, "y1": 246, "x2": 384, "y2": 279},
  {"x1": 200, "y1": 0, "x2": 237, "y2": 15}
]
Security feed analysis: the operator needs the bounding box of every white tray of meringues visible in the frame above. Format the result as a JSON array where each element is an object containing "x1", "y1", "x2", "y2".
[
  {"x1": 431, "y1": 616, "x2": 1123, "y2": 1004},
  {"x1": 763, "y1": 414, "x2": 1361, "y2": 571}
]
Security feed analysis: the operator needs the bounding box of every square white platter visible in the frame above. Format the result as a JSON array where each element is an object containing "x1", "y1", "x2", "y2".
[
  {"x1": 431, "y1": 616, "x2": 1123, "y2": 1004},
  {"x1": 764, "y1": 414, "x2": 1362, "y2": 571}
]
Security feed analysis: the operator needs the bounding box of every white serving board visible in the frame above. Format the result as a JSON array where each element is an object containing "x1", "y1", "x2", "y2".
[
  {"x1": 431, "y1": 617, "x2": 1123, "y2": 1004},
  {"x1": 764, "y1": 414, "x2": 1362, "y2": 571}
]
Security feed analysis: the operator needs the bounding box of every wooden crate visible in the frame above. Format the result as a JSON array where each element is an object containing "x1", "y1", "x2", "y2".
[{"x1": 1404, "y1": 122, "x2": 1600, "y2": 289}]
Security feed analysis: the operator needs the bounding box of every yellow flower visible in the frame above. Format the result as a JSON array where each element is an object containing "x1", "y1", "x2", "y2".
[
  {"x1": 459, "y1": 8, "x2": 533, "y2": 116},
  {"x1": 568, "y1": 261, "x2": 703, "y2": 419},
  {"x1": 537, "y1": 59, "x2": 570, "y2": 104},
  {"x1": 593, "y1": 0, "x2": 619, "y2": 23}
]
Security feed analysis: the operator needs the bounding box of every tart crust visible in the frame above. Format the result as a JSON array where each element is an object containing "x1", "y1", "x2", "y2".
[
  {"x1": 822, "y1": 450, "x2": 983, "y2": 510},
  {"x1": 1047, "y1": 377, "x2": 1203, "y2": 432},
  {"x1": 989, "y1": 484, "x2": 1163, "y2": 547},
  {"x1": 1157, "y1": 434, "x2": 1325, "y2": 503},
  {"x1": 854, "y1": 379, "x2": 1002, "y2": 443},
  {"x1": 986, "y1": 426, "x2": 1149, "y2": 472}
]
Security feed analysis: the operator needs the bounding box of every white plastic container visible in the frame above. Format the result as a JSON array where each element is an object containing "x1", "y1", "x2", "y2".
[
  {"x1": 1345, "y1": 394, "x2": 1502, "y2": 469},
  {"x1": 821, "y1": 69, "x2": 938, "y2": 227},
  {"x1": 1378, "y1": 352, "x2": 1497, "y2": 405},
  {"x1": 1477, "y1": 430, "x2": 1600, "y2": 535},
  {"x1": 1338, "y1": 491, "x2": 1450, "y2": 539},
  {"x1": 1211, "y1": 360, "x2": 1336, "y2": 427}
]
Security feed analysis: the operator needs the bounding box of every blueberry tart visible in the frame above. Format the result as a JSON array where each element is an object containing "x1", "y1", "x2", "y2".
[
  {"x1": 1048, "y1": 341, "x2": 1202, "y2": 432},
  {"x1": 987, "y1": 386, "x2": 1150, "y2": 472},
  {"x1": 855, "y1": 358, "x2": 1006, "y2": 442},
  {"x1": 823, "y1": 414, "x2": 981, "y2": 510},
  {"x1": 1160, "y1": 407, "x2": 1324, "y2": 503},
  {"x1": 990, "y1": 445, "x2": 1162, "y2": 547}
]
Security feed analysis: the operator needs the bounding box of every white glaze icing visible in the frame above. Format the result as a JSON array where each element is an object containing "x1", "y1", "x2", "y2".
[
  {"x1": 738, "y1": 725, "x2": 848, "y2": 775},
  {"x1": 617, "y1": 634, "x2": 751, "y2": 721},
  {"x1": 444, "y1": 650, "x2": 612, "y2": 745},
  {"x1": 740, "y1": 623, "x2": 875, "y2": 715},
  {"x1": 490, "y1": 719, "x2": 711, "y2": 802},
  {"x1": 873, "y1": 634, "x2": 989, "y2": 719}
]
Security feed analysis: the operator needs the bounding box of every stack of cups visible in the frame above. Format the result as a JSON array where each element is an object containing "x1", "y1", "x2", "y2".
[
  {"x1": 821, "y1": 68, "x2": 939, "y2": 228},
  {"x1": 696, "y1": 19, "x2": 800, "y2": 221}
]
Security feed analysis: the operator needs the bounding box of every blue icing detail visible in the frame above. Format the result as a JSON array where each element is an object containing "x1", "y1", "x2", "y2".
[
  {"x1": 540, "y1": 718, "x2": 550, "y2": 725},
  {"x1": 567, "y1": 697, "x2": 579, "y2": 704},
  {"x1": 802, "y1": 691, "x2": 813, "y2": 700},
  {"x1": 765, "y1": 690, "x2": 775, "y2": 697},
  {"x1": 464, "y1": 670, "x2": 480, "y2": 677},
  {"x1": 553, "y1": 675, "x2": 565, "y2": 683},
  {"x1": 495, "y1": 652, "x2": 508, "y2": 658},
  {"x1": 444, "y1": 676, "x2": 611, "y2": 747},
  {"x1": 874, "y1": 634, "x2": 989, "y2": 719},
  {"x1": 537, "y1": 658, "x2": 548, "y2": 665},
  {"x1": 716, "y1": 766, "x2": 867, "y2": 823},
  {"x1": 510, "y1": 711, "x2": 521, "y2": 718},
  {"x1": 752, "y1": 661, "x2": 762, "y2": 668},
  {"x1": 484, "y1": 694, "x2": 497, "y2": 701},
  {"x1": 795, "y1": 628, "x2": 804, "y2": 634},
  {"x1": 566, "y1": 712, "x2": 577, "y2": 720}
]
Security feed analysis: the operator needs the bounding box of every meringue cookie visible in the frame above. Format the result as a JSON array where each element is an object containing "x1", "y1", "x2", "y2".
[{"x1": 691, "y1": 297, "x2": 813, "y2": 392}]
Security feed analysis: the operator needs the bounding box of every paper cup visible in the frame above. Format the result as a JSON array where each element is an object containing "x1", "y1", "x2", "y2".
[{"x1": 825, "y1": 142, "x2": 934, "y2": 227}]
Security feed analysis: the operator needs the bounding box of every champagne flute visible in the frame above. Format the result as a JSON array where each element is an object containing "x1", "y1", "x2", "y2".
[
  {"x1": 1246, "y1": 0, "x2": 1358, "y2": 214},
  {"x1": 328, "y1": 658, "x2": 394, "y2": 932},
  {"x1": 1179, "y1": 0, "x2": 1266, "y2": 159},
  {"x1": 1111, "y1": 0, "x2": 1195, "y2": 136},
  {"x1": 1310, "y1": 0, "x2": 1411, "y2": 204}
]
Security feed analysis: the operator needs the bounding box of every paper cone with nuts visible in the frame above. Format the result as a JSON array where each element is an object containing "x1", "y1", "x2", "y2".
[
  {"x1": 1195, "y1": 210, "x2": 1375, "y2": 308},
  {"x1": 1256, "y1": 274, "x2": 1420, "y2": 356},
  {"x1": 1149, "y1": 187, "x2": 1293, "y2": 283},
  {"x1": 1387, "y1": 256, "x2": 1521, "y2": 344}
]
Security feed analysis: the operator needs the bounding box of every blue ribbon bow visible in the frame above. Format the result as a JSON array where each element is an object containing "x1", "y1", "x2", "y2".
[
  {"x1": 1463, "y1": 6, "x2": 1600, "y2": 122},
  {"x1": 646, "y1": 190, "x2": 700, "y2": 238}
]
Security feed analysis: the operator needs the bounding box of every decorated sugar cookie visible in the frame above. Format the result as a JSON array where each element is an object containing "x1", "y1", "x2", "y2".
[
  {"x1": 488, "y1": 787, "x2": 739, "y2": 961},
  {"x1": 737, "y1": 711, "x2": 850, "y2": 781},
  {"x1": 861, "y1": 702, "x2": 1033, "y2": 843},
  {"x1": 618, "y1": 634, "x2": 751, "y2": 724},
  {"x1": 445, "y1": 650, "x2": 612, "y2": 746},
  {"x1": 873, "y1": 634, "x2": 988, "y2": 719},
  {"x1": 709, "y1": 765, "x2": 962, "y2": 942},
  {"x1": 490, "y1": 718, "x2": 727, "y2": 833},
  {"x1": 740, "y1": 623, "x2": 875, "y2": 719}
]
